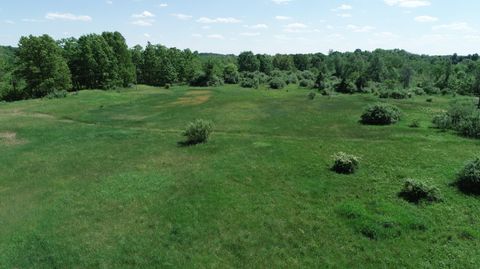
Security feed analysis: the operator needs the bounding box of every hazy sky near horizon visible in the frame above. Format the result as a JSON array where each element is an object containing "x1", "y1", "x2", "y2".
[{"x1": 1, "y1": 0, "x2": 479, "y2": 55}]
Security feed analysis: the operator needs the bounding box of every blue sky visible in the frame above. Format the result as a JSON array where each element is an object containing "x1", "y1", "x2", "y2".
[{"x1": 1, "y1": 0, "x2": 479, "y2": 55}]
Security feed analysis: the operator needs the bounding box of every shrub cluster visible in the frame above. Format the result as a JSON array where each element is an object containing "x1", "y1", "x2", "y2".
[
  {"x1": 182, "y1": 119, "x2": 214, "y2": 145},
  {"x1": 361, "y1": 103, "x2": 402, "y2": 125},
  {"x1": 399, "y1": 179, "x2": 442, "y2": 203},
  {"x1": 332, "y1": 152, "x2": 360, "y2": 174},
  {"x1": 431, "y1": 100, "x2": 480, "y2": 138}
]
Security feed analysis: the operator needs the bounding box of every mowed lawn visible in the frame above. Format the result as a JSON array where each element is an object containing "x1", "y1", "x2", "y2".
[{"x1": 1, "y1": 85, "x2": 480, "y2": 268}]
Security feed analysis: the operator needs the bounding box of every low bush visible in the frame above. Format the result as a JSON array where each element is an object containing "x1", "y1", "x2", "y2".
[
  {"x1": 361, "y1": 103, "x2": 402, "y2": 125},
  {"x1": 307, "y1": 91, "x2": 316, "y2": 100},
  {"x1": 426, "y1": 98, "x2": 433, "y2": 103},
  {"x1": 432, "y1": 112, "x2": 451, "y2": 130},
  {"x1": 240, "y1": 77, "x2": 259, "y2": 89},
  {"x1": 399, "y1": 179, "x2": 442, "y2": 203},
  {"x1": 413, "y1": 87, "x2": 425, "y2": 96},
  {"x1": 46, "y1": 90, "x2": 68, "y2": 99},
  {"x1": 457, "y1": 157, "x2": 480, "y2": 194},
  {"x1": 269, "y1": 77, "x2": 286, "y2": 89},
  {"x1": 332, "y1": 152, "x2": 360, "y2": 174},
  {"x1": 379, "y1": 89, "x2": 411, "y2": 99},
  {"x1": 299, "y1": 79, "x2": 315, "y2": 88},
  {"x1": 165, "y1": 83, "x2": 171, "y2": 89},
  {"x1": 182, "y1": 119, "x2": 214, "y2": 145},
  {"x1": 335, "y1": 80, "x2": 357, "y2": 94}
]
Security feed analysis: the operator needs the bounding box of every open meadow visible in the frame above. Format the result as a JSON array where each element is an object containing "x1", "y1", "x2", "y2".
[{"x1": 1, "y1": 84, "x2": 479, "y2": 268}]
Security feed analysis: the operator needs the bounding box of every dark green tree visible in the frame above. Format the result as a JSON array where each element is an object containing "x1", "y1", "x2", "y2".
[{"x1": 16, "y1": 34, "x2": 72, "y2": 97}]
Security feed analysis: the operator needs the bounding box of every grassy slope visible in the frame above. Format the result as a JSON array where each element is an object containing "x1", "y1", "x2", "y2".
[{"x1": 0, "y1": 85, "x2": 479, "y2": 268}]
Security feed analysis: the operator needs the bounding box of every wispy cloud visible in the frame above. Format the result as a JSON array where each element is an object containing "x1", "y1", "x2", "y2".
[
  {"x1": 271, "y1": 0, "x2": 292, "y2": 5},
  {"x1": 384, "y1": 0, "x2": 430, "y2": 8},
  {"x1": 207, "y1": 34, "x2": 225, "y2": 39},
  {"x1": 171, "y1": 13, "x2": 192, "y2": 20},
  {"x1": 415, "y1": 15, "x2": 438, "y2": 22},
  {"x1": 347, "y1": 24, "x2": 375, "y2": 32},
  {"x1": 275, "y1": 16, "x2": 292, "y2": 21},
  {"x1": 433, "y1": 22, "x2": 474, "y2": 32},
  {"x1": 45, "y1": 12, "x2": 92, "y2": 21},
  {"x1": 197, "y1": 17, "x2": 241, "y2": 24}
]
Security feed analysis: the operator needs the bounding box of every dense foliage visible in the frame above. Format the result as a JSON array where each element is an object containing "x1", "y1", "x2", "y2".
[
  {"x1": 3, "y1": 32, "x2": 480, "y2": 103},
  {"x1": 332, "y1": 152, "x2": 360, "y2": 174}
]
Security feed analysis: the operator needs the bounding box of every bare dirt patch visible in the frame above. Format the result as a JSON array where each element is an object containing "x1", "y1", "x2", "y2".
[
  {"x1": 0, "y1": 132, "x2": 26, "y2": 146},
  {"x1": 171, "y1": 91, "x2": 211, "y2": 106}
]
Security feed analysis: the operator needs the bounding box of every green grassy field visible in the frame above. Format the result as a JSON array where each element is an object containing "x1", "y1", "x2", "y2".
[{"x1": 1, "y1": 85, "x2": 479, "y2": 268}]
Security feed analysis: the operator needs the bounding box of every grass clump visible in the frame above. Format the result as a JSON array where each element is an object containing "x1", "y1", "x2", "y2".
[
  {"x1": 182, "y1": 119, "x2": 214, "y2": 145},
  {"x1": 45, "y1": 90, "x2": 68, "y2": 99},
  {"x1": 399, "y1": 179, "x2": 442, "y2": 204},
  {"x1": 409, "y1": 119, "x2": 421, "y2": 128},
  {"x1": 332, "y1": 152, "x2": 359, "y2": 174},
  {"x1": 457, "y1": 157, "x2": 480, "y2": 194},
  {"x1": 361, "y1": 103, "x2": 401, "y2": 125}
]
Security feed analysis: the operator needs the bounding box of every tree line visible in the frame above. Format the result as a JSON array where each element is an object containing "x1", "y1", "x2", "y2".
[{"x1": 2, "y1": 31, "x2": 480, "y2": 101}]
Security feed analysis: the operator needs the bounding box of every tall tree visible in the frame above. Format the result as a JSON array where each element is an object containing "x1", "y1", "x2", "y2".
[
  {"x1": 16, "y1": 34, "x2": 71, "y2": 97},
  {"x1": 101, "y1": 31, "x2": 135, "y2": 86},
  {"x1": 238, "y1": 51, "x2": 260, "y2": 72}
]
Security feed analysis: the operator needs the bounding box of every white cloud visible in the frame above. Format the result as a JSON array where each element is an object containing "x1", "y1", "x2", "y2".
[
  {"x1": 144, "y1": 33, "x2": 151, "y2": 38},
  {"x1": 384, "y1": 0, "x2": 430, "y2": 8},
  {"x1": 132, "y1": 11, "x2": 155, "y2": 18},
  {"x1": 246, "y1": 24, "x2": 269, "y2": 29},
  {"x1": 333, "y1": 4, "x2": 353, "y2": 11},
  {"x1": 171, "y1": 13, "x2": 192, "y2": 20},
  {"x1": 271, "y1": 0, "x2": 292, "y2": 5},
  {"x1": 415, "y1": 15, "x2": 438, "y2": 23},
  {"x1": 45, "y1": 12, "x2": 92, "y2": 21},
  {"x1": 197, "y1": 17, "x2": 241, "y2": 24},
  {"x1": 284, "y1": 22, "x2": 308, "y2": 33},
  {"x1": 192, "y1": 33, "x2": 202, "y2": 38},
  {"x1": 240, "y1": 32, "x2": 261, "y2": 37},
  {"x1": 207, "y1": 34, "x2": 225, "y2": 39},
  {"x1": 347, "y1": 24, "x2": 375, "y2": 32},
  {"x1": 338, "y1": 13, "x2": 352, "y2": 18},
  {"x1": 132, "y1": 20, "x2": 153, "y2": 26},
  {"x1": 275, "y1": 16, "x2": 292, "y2": 21},
  {"x1": 106, "y1": 0, "x2": 113, "y2": 4},
  {"x1": 158, "y1": 3, "x2": 168, "y2": 8},
  {"x1": 4, "y1": 20, "x2": 14, "y2": 24},
  {"x1": 433, "y1": 22, "x2": 474, "y2": 32}
]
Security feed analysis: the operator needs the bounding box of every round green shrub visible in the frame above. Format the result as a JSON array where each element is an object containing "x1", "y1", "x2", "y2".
[
  {"x1": 360, "y1": 103, "x2": 401, "y2": 125},
  {"x1": 399, "y1": 179, "x2": 442, "y2": 204},
  {"x1": 182, "y1": 119, "x2": 214, "y2": 145},
  {"x1": 332, "y1": 152, "x2": 359, "y2": 174},
  {"x1": 269, "y1": 77, "x2": 286, "y2": 89},
  {"x1": 457, "y1": 157, "x2": 480, "y2": 194}
]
